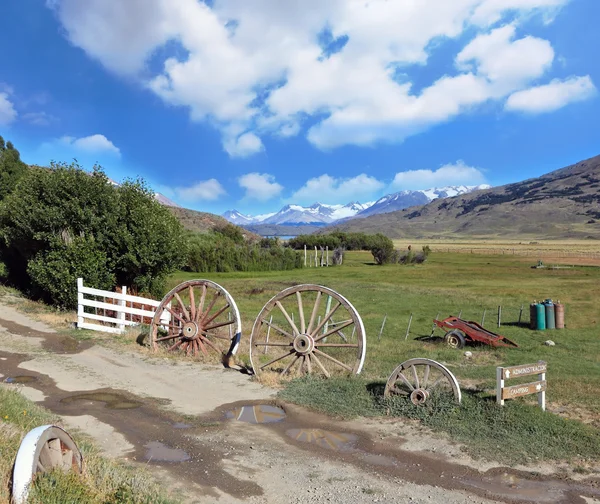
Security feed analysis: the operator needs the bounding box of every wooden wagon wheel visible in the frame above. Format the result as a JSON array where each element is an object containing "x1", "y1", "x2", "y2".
[
  {"x1": 149, "y1": 279, "x2": 241, "y2": 364},
  {"x1": 12, "y1": 425, "x2": 83, "y2": 504},
  {"x1": 384, "y1": 358, "x2": 461, "y2": 404},
  {"x1": 249, "y1": 284, "x2": 366, "y2": 377}
]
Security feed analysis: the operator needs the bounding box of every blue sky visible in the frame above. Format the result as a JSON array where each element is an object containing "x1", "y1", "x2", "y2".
[{"x1": 1, "y1": 0, "x2": 598, "y2": 216}]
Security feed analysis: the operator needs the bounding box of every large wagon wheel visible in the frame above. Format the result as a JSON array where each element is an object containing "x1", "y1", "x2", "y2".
[
  {"x1": 384, "y1": 358, "x2": 461, "y2": 404},
  {"x1": 249, "y1": 284, "x2": 366, "y2": 377},
  {"x1": 149, "y1": 280, "x2": 241, "y2": 364},
  {"x1": 12, "y1": 425, "x2": 83, "y2": 504}
]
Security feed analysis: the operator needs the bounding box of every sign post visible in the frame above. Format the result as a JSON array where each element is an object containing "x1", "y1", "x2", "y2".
[{"x1": 496, "y1": 361, "x2": 546, "y2": 411}]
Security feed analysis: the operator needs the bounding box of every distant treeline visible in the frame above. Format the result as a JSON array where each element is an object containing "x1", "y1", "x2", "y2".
[
  {"x1": 287, "y1": 232, "x2": 393, "y2": 251},
  {"x1": 186, "y1": 227, "x2": 302, "y2": 273}
]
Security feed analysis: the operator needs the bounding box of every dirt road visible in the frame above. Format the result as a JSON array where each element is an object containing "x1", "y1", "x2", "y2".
[{"x1": 1, "y1": 302, "x2": 598, "y2": 504}]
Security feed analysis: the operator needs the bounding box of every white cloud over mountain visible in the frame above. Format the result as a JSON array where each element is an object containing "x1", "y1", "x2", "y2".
[
  {"x1": 161, "y1": 178, "x2": 227, "y2": 202},
  {"x1": 238, "y1": 173, "x2": 283, "y2": 201},
  {"x1": 290, "y1": 174, "x2": 385, "y2": 206},
  {"x1": 59, "y1": 134, "x2": 121, "y2": 156},
  {"x1": 48, "y1": 0, "x2": 593, "y2": 157},
  {"x1": 0, "y1": 92, "x2": 17, "y2": 125},
  {"x1": 391, "y1": 161, "x2": 487, "y2": 190}
]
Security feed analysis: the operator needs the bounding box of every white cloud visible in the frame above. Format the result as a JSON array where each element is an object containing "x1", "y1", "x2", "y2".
[
  {"x1": 22, "y1": 111, "x2": 57, "y2": 126},
  {"x1": 291, "y1": 174, "x2": 385, "y2": 205},
  {"x1": 60, "y1": 134, "x2": 121, "y2": 156},
  {"x1": 173, "y1": 178, "x2": 226, "y2": 202},
  {"x1": 49, "y1": 0, "x2": 573, "y2": 155},
  {"x1": 224, "y1": 132, "x2": 264, "y2": 158},
  {"x1": 391, "y1": 161, "x2": 486, "y2": 190},
  {"x1": 0, "y1": 92, "x2": 17, "y2": 125},
  {"x1": 505, "y1": 75, "x2": 597, "y2": 113},
  {"x1": 238, "y1": 173, "x2": 283, "y2": 201}
]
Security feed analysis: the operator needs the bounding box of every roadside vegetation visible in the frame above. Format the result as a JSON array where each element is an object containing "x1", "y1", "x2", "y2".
[{"x1": 0, "y1": 387, "x2": 179, "y2": 504}]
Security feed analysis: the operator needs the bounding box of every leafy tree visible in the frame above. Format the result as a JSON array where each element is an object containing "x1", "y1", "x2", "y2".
[
  {"x1": 0, "y1": 135, "x2": 28, "y2": 201},
  {"x1": 370, "y1": 233, "x2": 396, "y2": 265},
  {"x1": 0, "y1": 161, "x2": 185, "y2": 307}
]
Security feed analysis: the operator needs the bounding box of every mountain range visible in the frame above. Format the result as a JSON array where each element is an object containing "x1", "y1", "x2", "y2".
[
  {"x1": 223, "y1": 185, "x2": 489, "y2": 229},
  {"x1": 329, "y1": 155, "x2": 600, "y2": 239}
]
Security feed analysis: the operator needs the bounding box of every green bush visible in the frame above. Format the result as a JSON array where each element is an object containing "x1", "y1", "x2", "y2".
[
  {"x1": 186, "y1": 232, "x2": 302, "y2": 273},
  {"x1": 0, "y1": 161, "x2": 185, "y2": 307},
  {"x1": 27, "y1": 237, "x2": 115, "y2": 309},
  {"x1": 0, "y1": 135, "x2": 28, "y2": 202}
]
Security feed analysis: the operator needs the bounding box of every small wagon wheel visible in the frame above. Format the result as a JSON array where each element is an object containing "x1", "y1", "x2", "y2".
[
  {"x1": 12, "y1": 425, "x2": 83, "y2": 504},
  {"x1": 384, "y1": 358, "x2": 461, "y2": 404},
  {"x1": 149, "y1": 279, "x2": 241, "y2": 364},
  {"x1": 444, "y1": 329, "x2": 466, "y2": 349},
  {"x1": 249, "y1": 284, "x2": 366, "y2": 377}
]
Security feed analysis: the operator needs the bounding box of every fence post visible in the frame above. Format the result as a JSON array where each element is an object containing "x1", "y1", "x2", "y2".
[
  {"x1": 518, "y1": 304, "x2": 524, "y2": 326},
  {"x1": 118, "y1": 285, "x2": 127, "y2": 333},
  {"x1": 378, "y1": 314, "x2": 387, "y2": 341},
  {"x1": 315, "y1": 246, "x2": 318, "y2": 267},
  {"x1": 496, "y1": 367, "x2": 504, "y2": 406},
  {"x1": 77, "y1": 278, "x2": 84, "y2": 329},
  {"x1": 404, "y1": 313, "x2": 413, "y2": 340},
  {"x1": 326, "y1": 246, "x2": 329, "y2": 267},
  {"x1": 481, "y1": 309, "x2": 486, "y2": 327},
  {"x1": 497, "y1": 305, "x2": 501, "y2": 328},
  {"x1": 304, "y1": 245, "x2": 307, "y2": 267}
]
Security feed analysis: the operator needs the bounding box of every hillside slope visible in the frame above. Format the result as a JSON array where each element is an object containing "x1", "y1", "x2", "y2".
[
  {"x1": 168, "y1": 207, "x2": 259, "y2": 240},
  {"x1": 328, "y1": 155, "x2": 600, "y2": 239}
]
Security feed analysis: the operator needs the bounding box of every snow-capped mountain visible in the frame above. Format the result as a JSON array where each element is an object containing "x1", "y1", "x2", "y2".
[
  {"x1": 355, "y1": 185, "x2": 491, "y2": 218},
  {"x1": 222, "y1": 185, "x2": 490, "y2": 227},
  {"x1": 223, "y1": 202, "x2": 373, "y2": 227},
  {"x1": 154, "y1": 192, "x2": 181, "y2": 208}
]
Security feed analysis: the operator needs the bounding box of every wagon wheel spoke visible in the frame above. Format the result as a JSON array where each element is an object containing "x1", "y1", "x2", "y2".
[
  {"x1": 262, "y1": 318, "x2": 294, "y2": 339},
  {"x1": 276, "y1": 301, "x2": 300, "y2": 335},
  {"x1": 173, "y1": 292, "x2": 190, "y2": 321},
  {"x1": 168, "y1": 340, "x2": 183, "y2": 352},
  {"x1": 305, "y1": 354, "x2": 312, "y2": 375},
  {"x1": 316, "y1": 343, "x2": 359, "y2": 348},
  {"x1": 313, "y1": 320, "x2": 354, "y2": 343},
  {"x1": 310, "y1": 302, "x2": 342, "y2": 337},
  {"x1": 411, "y1": 365, "x2": 420, "y2": 390},
  {"x1": 307, "y1": 291, "x2": 322, "y2": 334},
  {"x1": 310, "y1": 352, "x2": 330, "y2": 378},
  {"x1": 313, "y1": 348, "x2": 353, "y2": 372},
  {"x1": 296, "y1": 292, "x2": 306, "y2": 334},
  {"x1": 260, "y1": 350, "x2": 295, "y2": 370},
  {"x1": 204, "y1": 318, "x2": 235, "y2": 332},
  {"x1": 253, "y1": 341, "x2": 293, "y2": 347},
  {"x1": 203, "y1": 303, "x2": 231, "y2": 328},
  {"x1": 165, "y1": 305, "x2": 185, "y2": 325},
  {"x1": 155, "y1": 333, "x2": 181, "y2": 342},
  {"x1": 195, "y1": 284, "x2": 207, "y2": 323},
  {"x1": 196, "y1": 338, "x2": 209, "y2": 356},
  {"x1": 199, "y1": 335, "x2": 225, "y2": 355},
  {"x1": 200, "y1": 292, "x2": 220, "y2": 323},
  {"x1": 428, "y1": 375, "x2": 445, "y2": 391},
  {"x1": 281, "y1": 354, "x2": 302, "y2": 376},
  {"x1": 189, "y1": 286, "x2": 196, "y2": 321},
  {"x1": 422, "y1": 364, "x2": 431, "y2": 389},
  {"x1": 395, "y1": 371, "x2": 415, "y2": 391}
]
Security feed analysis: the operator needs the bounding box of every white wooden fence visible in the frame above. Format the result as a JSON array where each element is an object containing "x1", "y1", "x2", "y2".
[{"x1": 77, "y1": 278, "x2": 168, "y2": 334}]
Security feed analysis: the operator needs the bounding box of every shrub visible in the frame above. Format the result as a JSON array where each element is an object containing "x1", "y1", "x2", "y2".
[{"x1": 0, "y1": 161, "x2": 185, "y2": 306}]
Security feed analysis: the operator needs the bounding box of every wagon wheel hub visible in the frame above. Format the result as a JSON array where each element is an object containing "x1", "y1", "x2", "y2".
[
  {"x1": 410, "y1": 388, "x2": 430, "y2": 405},
  {"x1": 293, "y1": 334, "x2": 314, "y2": 355},
  {"x1": 182, "y1": 321, "x2": 199, "y2": 340}
]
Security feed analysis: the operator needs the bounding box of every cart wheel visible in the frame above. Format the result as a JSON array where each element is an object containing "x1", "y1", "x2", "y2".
[
  {"x1": 149, "y1": 279, "x2": 241, "y2": 364},
  {"x1": 444, "y1": 329, "x2": 466, "y2": 349},
  {"x1": 384, "y1": 358, "x2": 461, "y2": 404},
  {"x1": 249, "y1": 284, "x2": 366, "y2": 378},
  {"x1": 12, "y1": 425, "x2": 83, "y2": 504}
]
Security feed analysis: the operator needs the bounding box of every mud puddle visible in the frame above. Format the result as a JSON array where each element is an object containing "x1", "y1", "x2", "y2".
[
  {"x1": 0, "y1": 351, "x2": 262, "y2": 500},
  {"x1": 226, "y1": 404, "x2": 286, "y2": 424},
  {"x1": 0, "y1": 317, "x2": 93, "y2": 354},
  {"x1": 221, "y1": 401, "x2": 600, "y2": 504},
  {"x1": 4, "y1": 375, "x2": 38, "y2": 384}
]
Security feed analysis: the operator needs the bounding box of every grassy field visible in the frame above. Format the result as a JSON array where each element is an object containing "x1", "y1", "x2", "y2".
[{"x1": 169, "y1": 250, "x2": 600, "y2": 420}]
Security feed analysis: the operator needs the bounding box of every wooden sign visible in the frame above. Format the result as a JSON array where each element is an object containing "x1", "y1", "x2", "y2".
[
  {"x1": 501, "y1": 380, "x2": 546, "y2": 400},
  {"x1": 497, "y1": 361, "x2": 546, "y2": 410}
]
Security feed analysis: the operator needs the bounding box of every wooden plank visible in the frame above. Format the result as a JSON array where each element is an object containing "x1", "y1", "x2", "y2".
[
  {"x1": 79, "y1": 286, "x2": 161, "y2": 306},
  {"x1": 78, "y1": 321, "x2": 124, "y2": 334},
  {"x1": 81, "y1": 298, "x2": 156, "y2": 318},
  {"x1": 80, "y1": 312, "x2": 139, "y2": 326},
  {"x1": 501, "y1": 380, "x2": 546, "y2": 400},
  {"x1": 500, "y1": 361, "x2": 547, "y2": 380}
]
